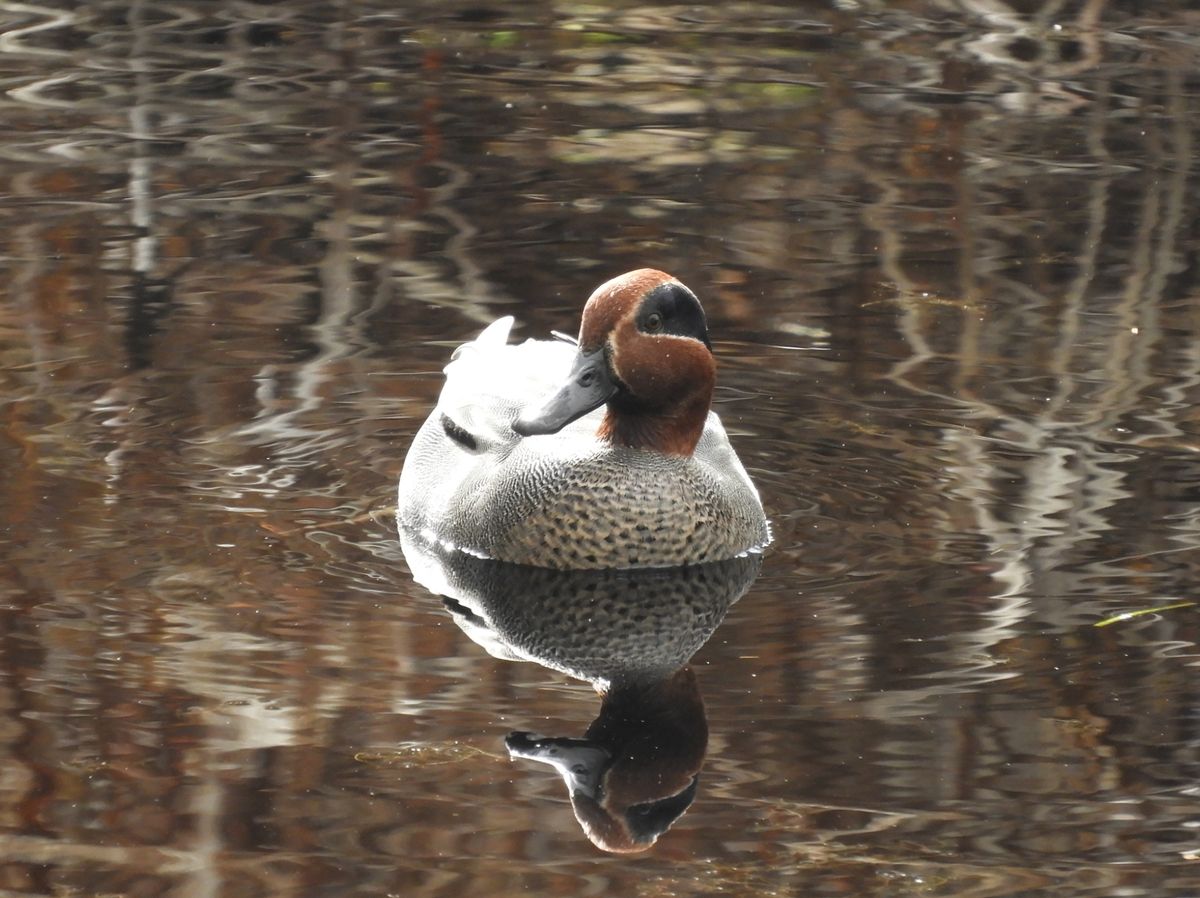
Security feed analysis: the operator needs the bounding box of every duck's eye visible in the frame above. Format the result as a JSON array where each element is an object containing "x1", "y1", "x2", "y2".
[{"x1": 645, "y1": 312, "x2": 663, "y2": 333}]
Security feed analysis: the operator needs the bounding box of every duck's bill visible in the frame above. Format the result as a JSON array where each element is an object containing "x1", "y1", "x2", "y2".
[
  {"x1": 512, "y1": 347, "x2": 618, "y2": 436},
  {"x1": 506, "y1": 732, "x2": 610, "y2": 797}
]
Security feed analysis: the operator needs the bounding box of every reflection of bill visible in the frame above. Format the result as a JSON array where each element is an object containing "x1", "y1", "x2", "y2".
[
  {"x1": 399, "y1": 527, "x2": 761, "y2": 852},
  {"x1": 507, "y1": 667, "x2": 706, "y2": 853}
]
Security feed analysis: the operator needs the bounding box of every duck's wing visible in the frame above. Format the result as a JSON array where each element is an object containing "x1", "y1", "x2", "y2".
[{"x1": 435, "y1": 316, "x2": 574, "y2": 454}]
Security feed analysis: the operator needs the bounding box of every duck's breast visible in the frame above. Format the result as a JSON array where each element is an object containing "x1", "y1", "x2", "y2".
[{"x1": 479, "y1": 414, "x2": 768, "y2": 568}]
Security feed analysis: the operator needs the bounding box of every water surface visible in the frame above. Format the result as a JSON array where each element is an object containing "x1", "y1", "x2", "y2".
[{"x1": 1, "y1": 1, "x2": 1199, "y2": 895}]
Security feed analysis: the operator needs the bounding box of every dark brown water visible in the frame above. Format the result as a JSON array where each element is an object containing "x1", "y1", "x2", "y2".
[{"x1": 2, "y1": 1, "x2": 1199, "y2": 895}]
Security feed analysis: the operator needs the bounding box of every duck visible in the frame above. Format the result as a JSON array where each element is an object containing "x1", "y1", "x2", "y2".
[{"x1": 397, "y1": 269, "x2": 770, "y2": 570}]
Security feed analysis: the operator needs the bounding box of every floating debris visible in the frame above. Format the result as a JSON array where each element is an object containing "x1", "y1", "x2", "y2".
[{"x1": 1094, "y1": 601, "x2": 1196, "y2": 628}]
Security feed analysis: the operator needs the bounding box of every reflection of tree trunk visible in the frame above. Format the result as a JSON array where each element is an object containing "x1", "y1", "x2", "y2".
[
  {"x1": 1129, "y1": 68, "x2": 1195, "y2": 444},
  {"x1": 126, "y1": 0, "x2": 165, "y2": 371},
  {"x1": 98, "y1": 0, "x2": 162, "y2": 492},
  {"x1": 1045, "y1": 77, "x2": 1109, "y2": 424}
]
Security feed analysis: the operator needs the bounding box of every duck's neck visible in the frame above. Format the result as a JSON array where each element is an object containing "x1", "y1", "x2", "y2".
[{"x1": 597, "y1": 395, "x2": 709, "y2": 456}]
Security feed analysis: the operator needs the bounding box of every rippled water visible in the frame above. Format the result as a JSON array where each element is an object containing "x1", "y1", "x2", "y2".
[{"x1": 1, "y1": 1, "x2": 1199, "y2": 895}]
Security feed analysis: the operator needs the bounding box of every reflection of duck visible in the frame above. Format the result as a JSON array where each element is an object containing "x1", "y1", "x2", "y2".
[
  {"x1": 400, "y1": 530, "x2": 761, "y2": 852},
  {"x1": 398, "y1": 269, "x2": 770, "y2": 570},
  {"x1": 403, "y1": 529, "x2": 761, "y2": 683},
  {"x1": 507, "y1": 668, "x2": 706, "y2": 853}
]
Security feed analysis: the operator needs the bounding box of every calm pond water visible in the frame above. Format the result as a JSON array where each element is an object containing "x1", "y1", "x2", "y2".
[{"x1": 2, "y1": 0, "x2": 1200, "y2": 895}]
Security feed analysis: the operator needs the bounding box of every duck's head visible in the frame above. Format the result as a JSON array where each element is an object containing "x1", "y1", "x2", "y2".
[{"x1": 513, "y1": 269, "x2": 715, "y2": 456}]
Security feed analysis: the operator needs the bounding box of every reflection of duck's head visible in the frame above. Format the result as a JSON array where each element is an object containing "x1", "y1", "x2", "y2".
[
  {"x1": 507, "y1": 667, "x2": 706, "y2": 853},
  {"x1": 514, "y1": 269, "x2": 715, "y2": 456}
]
